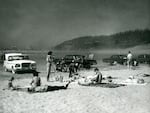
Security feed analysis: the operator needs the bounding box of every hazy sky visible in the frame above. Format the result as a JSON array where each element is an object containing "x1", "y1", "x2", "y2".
[{"x1": 0, "y1": 0, "x2": 150, "y2": 49}]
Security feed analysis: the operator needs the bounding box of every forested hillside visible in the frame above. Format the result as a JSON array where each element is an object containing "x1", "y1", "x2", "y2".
[{"x1": 54, "y1": 29, "x2": 150, "y2": 50}]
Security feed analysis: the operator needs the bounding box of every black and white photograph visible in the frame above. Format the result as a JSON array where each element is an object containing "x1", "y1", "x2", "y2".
[{"x1": 0, "y1": 0, "x2": 150, "y2": 113}]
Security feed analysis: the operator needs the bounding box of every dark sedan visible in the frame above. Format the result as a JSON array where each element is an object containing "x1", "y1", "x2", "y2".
[
  {"x1": 103, "y1": 55, "x2": 127, "y2": 65},
  {"x1": 55, "y1": 55, "x2": 97, "y2": 71},
  {"x1": 137, "y1": 54, "x2": 150, "y2": 64}
]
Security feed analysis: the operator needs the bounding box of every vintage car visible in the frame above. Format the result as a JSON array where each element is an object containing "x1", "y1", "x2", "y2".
[
  {"x1": 3, "y1": 53, "x2": 36, "y2": 74},
  {"x1": 54, "y1": 55, "x2": 97, "y2": 72},
  {"x1": 137, "y1": 54, "x2": 150, "y2": 64},
  {"x1": 102, "y1": 55, "x2": 127, "y2": 65}
]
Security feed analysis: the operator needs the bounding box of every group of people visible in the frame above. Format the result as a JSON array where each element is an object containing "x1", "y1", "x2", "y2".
[
  {"x1": 7, "y1": 67, "x2": 103, "y2": 93},
  {"x1": 5, "y1": 50, "x2": 100, "y2": 93},
  {"x1": 46, "y1": 50, "x2": 102, "y2": 86},
  {"x1": 46, "y1": 50, "x2": 135, "y2": 83},
  {"x1": 7, "y1": 71, "x2": 71, "y2": 93},
  {"x1": 46, "y1": 51, "x2": 82, "y2": 81},
  {"x1": 6, "y1": 50, "x2": 137, "y2": 93}
]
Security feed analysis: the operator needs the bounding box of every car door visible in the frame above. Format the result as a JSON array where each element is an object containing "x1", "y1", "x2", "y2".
[{"x1": 138, "y1": 55, "x2": 144, "y2": 63}]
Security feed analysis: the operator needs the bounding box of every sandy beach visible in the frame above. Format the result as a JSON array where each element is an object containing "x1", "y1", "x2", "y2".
[
  {"x1": 0, "y1": 0, "x2": 150, "y2": 112},
  {"x1": 0, "y1": 63, "x2": 150, "y2": 113}
]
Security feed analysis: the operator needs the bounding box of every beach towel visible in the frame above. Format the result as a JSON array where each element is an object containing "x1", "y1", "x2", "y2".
[
  {"x1": 114, "y1": 79, "x2": 147, "y2": 85},
  {"x1": 88, "y1": 83, "x2": 126, "y2": 88},
  {"x1": 78, "y1": 78, "x2": 125, "y2": 88}
]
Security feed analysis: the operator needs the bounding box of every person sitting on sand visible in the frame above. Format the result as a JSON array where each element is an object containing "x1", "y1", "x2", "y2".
[
  {"x1": 78, "y1": 68, "x2": 102, "y2": 86},
  {"x1": 28, "y1": 71, "x2": 71, "y2": 93},
  {"x1": 28, "y1": 71, "x2": 41, "y2": 92},
  {"x1": 5, "y1": 77, "x2": 21, "y2": 91},
  {"x1": 8, "y1": 77, "x2": 16, "y2": 90},
  {"x1": 4, "y1": 72, "x2": 71, "y2": 93},
  {"x1": 30, "y1": 71, "x2": 41, "y2": 88}
]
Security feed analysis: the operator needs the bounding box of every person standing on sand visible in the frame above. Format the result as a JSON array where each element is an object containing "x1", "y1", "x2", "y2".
[
  {"x1": 69, "y1": 60, "x2": 76, "y2": 78},
  {"x1": 127, "y1": 51, "x2": 133, "y2": 69},
  {"x1": 46, "y1": 51, "x2": 54, "y2": 81}
]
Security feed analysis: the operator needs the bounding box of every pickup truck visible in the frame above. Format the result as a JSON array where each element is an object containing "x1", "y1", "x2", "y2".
[
  {"x1": 54, "y1": 55, "x2": 97, "y2": 72},
  {"x1": 3, "y1": 53, "x2": 37, "y2": 74}
]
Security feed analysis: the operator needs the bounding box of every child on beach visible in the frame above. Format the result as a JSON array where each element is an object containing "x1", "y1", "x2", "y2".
[
  {"x1": 6, "y1": 77, "x2": 20, "y2": 90},
  {"x1": 8, "y1": 76, "x2": 16, "y2": 90}
]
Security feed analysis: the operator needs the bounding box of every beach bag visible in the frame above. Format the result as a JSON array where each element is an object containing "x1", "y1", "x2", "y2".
[{"x1": 55, "y1": 75, "x2": 63, "y2": 82}]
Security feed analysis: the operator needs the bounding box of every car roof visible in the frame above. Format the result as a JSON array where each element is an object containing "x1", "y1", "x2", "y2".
[
  {"x1": 65, "y1": 55, "x2": 85, "y2": 57},
  {"x1": 111, "y1": 55, "x2": 126, "y2": 57},
  {"x1": 138, "y1": 54, "x2": 150, "y2": 56},
  {"x1": 5, "y1": 53, "x2": 22, "y2": 57},
  {"x1": 5, "y1": 53, "x2": 22, "y2": 60}
]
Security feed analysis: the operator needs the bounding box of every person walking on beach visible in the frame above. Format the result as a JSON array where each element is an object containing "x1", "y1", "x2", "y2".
[
  {"x1": 46, "y1": 51, "x2": 54, "y2": 81},
  {"x1": 127, "y1": 51, "x2": 133, "y2": 69}
]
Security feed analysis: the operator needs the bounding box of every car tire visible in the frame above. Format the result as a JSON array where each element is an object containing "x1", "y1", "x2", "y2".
[{"x1": 11, "y1": 67, "x2": 16, "y2": 74}]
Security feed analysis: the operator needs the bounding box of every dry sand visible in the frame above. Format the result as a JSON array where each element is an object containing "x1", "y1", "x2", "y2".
[{"x1": 0, "y1": 64, "x2": 150, "y2": 113}]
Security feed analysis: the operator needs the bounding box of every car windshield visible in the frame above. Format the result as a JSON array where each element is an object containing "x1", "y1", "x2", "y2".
[
  {"x1": 65, "y1": 55, "x2": 84, "y2": 60},
  {"x1": 119, "y1": 55, "x2": 126, "y2": 58},
  {"x1": 8, "y1": 55, "x2": 29, "y2": 61},
  {"x1": 111, "y1": 55, "x2": 118, "y2": 58}
]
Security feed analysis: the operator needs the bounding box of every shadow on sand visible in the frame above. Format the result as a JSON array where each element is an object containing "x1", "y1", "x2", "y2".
[{"x1": 83, "y1": 83, "x2": 126, "y2": 88}]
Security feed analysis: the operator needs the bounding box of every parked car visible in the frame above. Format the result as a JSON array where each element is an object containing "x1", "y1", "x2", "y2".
[
  {"x1": 3, "y1": 53, "x2": 37, "y2": 74},
  {"x1": 137, "y1": 54, "x2": 150, "y2": 64},
  {"x1": 54, "y1": 55, "x2": 97, "y2": 71},
  {"x1": 63, "y1": 55, "x2": 84, "y2": 65},
  {"x1": 103, "y1": 55, "x2": 127, "y2": 65}
]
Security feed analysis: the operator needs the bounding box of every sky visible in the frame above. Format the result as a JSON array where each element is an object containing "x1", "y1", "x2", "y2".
[{"x1": 0, "y1": 0, "x2": 150, "y2": 49}]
